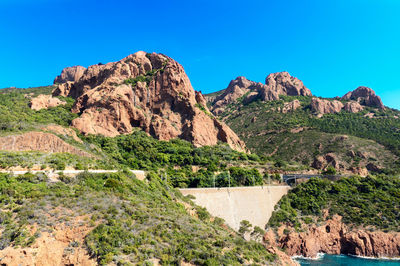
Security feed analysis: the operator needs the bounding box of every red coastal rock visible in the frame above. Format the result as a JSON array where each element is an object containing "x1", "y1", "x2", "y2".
[{"x1": 266, "y1": 215, "x2": 400, "y2": 259}]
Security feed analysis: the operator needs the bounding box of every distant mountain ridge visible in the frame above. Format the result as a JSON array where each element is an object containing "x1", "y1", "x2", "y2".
[{"x1": 205, "y1": 72, "x2": 399, "y2": 175}]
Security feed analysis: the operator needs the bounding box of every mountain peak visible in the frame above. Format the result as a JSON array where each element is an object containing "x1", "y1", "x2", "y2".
[
  {"x1": 342, "y1": 86, "x2": 384, "y2": 109},
  {"x1": 52, "y1": 51, "x2": 246, "y2": 151}
]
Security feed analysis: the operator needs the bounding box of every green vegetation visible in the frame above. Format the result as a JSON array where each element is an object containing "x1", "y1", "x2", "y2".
[
  {"x1": 83, "y1": 131, "x2": 265, "y2": 188},
  {"x1": 0, "y1": 86, "x2": 77, "y2": 134},
  {"x1": 0, "y1": 171, "x2": 276, "y2": 264},
  {"x1": 214, "y1": 95, "x2": 400, "y2": 174},
  {"x1": 268, "y1": 175, "x2": 400, "y2": 232},
  {"x1": 0, "y1": 151, "x2": 116, "y2": 170}
]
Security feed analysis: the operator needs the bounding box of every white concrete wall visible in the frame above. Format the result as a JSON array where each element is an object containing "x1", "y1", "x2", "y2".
[{"x1": 179, "y1": 186, "x2": 290, "y2": 231}]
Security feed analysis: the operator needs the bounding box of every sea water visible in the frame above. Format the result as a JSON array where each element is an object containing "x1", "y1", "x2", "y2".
[{"x1": 295, "y1": 254, "x2": 400, "y2": 265}]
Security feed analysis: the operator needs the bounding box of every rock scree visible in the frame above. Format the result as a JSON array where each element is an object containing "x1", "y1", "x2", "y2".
[{"x1": 52, "y1": 51, "x2": 246, "y2": 152}]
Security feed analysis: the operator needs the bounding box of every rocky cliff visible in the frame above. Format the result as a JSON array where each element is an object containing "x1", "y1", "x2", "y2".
[
  {"x1": 265, "y1": 215, "x2": 400, "y2": 259},
  {"x1": 208, "y1": 72, "x2": 311, "y2": 115},
  {"x1": 52, "y1": 51, "x2": 246, "y2": 151},
  {"x1": 54, "y1": 66, "x2": 86, "y2": 84}
]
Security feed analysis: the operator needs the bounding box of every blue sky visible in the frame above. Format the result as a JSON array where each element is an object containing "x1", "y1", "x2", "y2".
[{"x1": 1, "y1": 0, "x2": 400, "y2": 109}]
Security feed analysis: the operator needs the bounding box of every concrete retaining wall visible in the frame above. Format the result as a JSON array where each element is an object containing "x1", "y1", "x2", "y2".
[{"x1": 179, "y1": 185, "x2": 290, "y2": 230}]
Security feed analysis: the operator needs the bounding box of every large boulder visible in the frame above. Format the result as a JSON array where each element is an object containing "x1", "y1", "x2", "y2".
[
  {"x1": 344, "y1": 101, "x2": 364, "y2": 113},
  {"x1": 52, "y1": 51, "x2": 246, "y2": 152},
  {"x1": 54, "y1": 66, "x2": 86, "y2": 84},
  {"x1": 311, "y1": 98, "x2": 344, "y2": 115},
  {"x1": 29, "y1": 94, "x2": 66, "y2": 111},
  {"x1": 342, "y1": 86, "x2": 384, "y2": 109}
]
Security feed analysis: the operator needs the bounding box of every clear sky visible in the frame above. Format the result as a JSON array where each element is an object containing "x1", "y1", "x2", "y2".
[{"x1": 1, "y1": 0, "x2": 400, "y2": 109}]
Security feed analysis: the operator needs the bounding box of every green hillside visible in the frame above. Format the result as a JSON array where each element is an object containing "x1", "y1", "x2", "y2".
[{"x1": 207, "y1": 94, "x2": 400, "y2": 174}]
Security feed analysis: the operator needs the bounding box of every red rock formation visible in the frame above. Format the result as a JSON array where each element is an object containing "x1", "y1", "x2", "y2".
[
  {"x1": 311, "y1": 98, "x2": 344, "y2": 114},
  {"x1": 282, "y1": 100, "x2": 301, "y2": 113},
  {"x1": 52, "y1": 51, "x2": 246, "y2": 151},
  {"x1": 344, "y1": 101, "x2": 364, "y2": 113},
  {"x1": 210, "y1": 72, "x2": 311, "y2": 114},
  {"x1": 342, "y1": 86, "x2": 385, "y2": 109},
  {"x1": 266, "y1": 215, "x2": 400, "y2": 259},
  {"x1": 265, "y1": 72, "x2": 312, "y2": 97},
  {"x1": 0, "y1": 132, "x2": 90, "y2": 157},
  {"x1": 54, "y1": 66, "x2": 86, "y2": 84},
  {"x1": 29, "y1": 94, "x2": 66, "y2": 111}
]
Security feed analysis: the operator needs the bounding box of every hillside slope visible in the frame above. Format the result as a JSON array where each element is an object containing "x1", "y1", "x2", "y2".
[{"x1": 206, "y1": 73, "x2": 400, "y2": 175}]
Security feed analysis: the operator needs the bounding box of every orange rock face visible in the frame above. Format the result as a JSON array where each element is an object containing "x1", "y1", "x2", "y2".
[
  {"x1": 29, "y1": 94, "x2": 66, "y2": 111},
  {"x1": 0, "y1": 132, "x2": 90, "y2": 157},
  {"x1": 52, "y1": 51, "x2": 246, "y2": 151},
  {"x1": 266, "y1": 215, "x2": 400, "y2": 259},
  {"x1": 54, "y1": 65, "x2": 86, "y2": 84}
]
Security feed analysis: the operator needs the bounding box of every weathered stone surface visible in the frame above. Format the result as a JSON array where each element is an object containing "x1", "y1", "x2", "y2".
[
  {"x1": 54, "y1": 66, "x2": 86, "y2": 84},
  {"x1": 344, "y1": 101, "x2": 364, "y2": 113},
  {"x1": 0, "y1": 132, "x2": 90, "y2": 157},
  {"x1": 266, "y1": 215, "x2": 400, "y2": 259},
  {"x1": 29, "y1": 94, "x2": 66, "y2": 111},
  {"x1": 52, "y1": 51, "x2": 246, "y2": 151},
  {"x1": 342, "y1": 86, "x2": 384, "y2": 109},
  {"x1": 265, "y1": 72, "x2": 312, "y2": 97},
  {"x1": 209, "y1": 72, "x2": 310, "y2": 114},
  {"x1": 311, "y1": 98, "x2": 344, "y2": 114},
  {"x1": 282, "y1": 100, "x2": 301, "y2": 113}
]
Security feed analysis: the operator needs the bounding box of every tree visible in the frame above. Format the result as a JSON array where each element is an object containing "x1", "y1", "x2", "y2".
[{"x1": 238, "y1": 220, "x2": 252, "y2": 238}]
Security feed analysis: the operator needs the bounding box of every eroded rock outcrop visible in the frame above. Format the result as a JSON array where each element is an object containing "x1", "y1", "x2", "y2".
[
  {"x1": 342, "y1": 86, "x2": 384, "y2": 109},
  {"x1": 265, "y1": 72, "x2": 312, "y2": 97},
  {"x1": 311, "y1": 98, "x2": 344, "y2": 115},
  {"x1": 344, "y1": 101, "x2": 364, "y2": 113},
  {"x1": 0, "y1": 132, "x2": 90, "y2": 157},
  {"x1": 209, "y1": 72, "x2": 311, "y2": 114},
  {"x1": 266, "y1": 215, "x2": 400, "y2": 259},
  {"x1": 52, "y1": 51, "x2": 246, "y2": 151},
  {"x1": 54, "y1": 66, "x2": 86, "y2": 84},
  {"x1": 282, "y1": 100, "x2": 301, "y2": 113},
  {"x1": 29, "y1": 94, "x2": 66, "y2": 111}
]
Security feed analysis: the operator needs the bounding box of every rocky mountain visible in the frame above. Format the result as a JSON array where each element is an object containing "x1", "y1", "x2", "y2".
[
  {"x1": 206, "y1": 72, "x2": 400, "y2": 175},
  {"x1": 54, "y1": 66, "x2": 86, "y2": 84},
  {"x1": 342, "y1": 86, "x2": 385, "y2": 109},
  {"x1": 207, "y1": 72, "x2": 311, "y2": 115},
  {"x1": 51, "y1": 51, "x2": 245, "y2": 151}
]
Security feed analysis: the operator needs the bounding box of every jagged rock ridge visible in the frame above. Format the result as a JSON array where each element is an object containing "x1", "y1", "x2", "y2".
[
  {"x1": 52, "y1": 51, "x2": 246, "y2": 151},
  {"x1": 208, "y1": 72, "x2": 312, "y2": 115}
]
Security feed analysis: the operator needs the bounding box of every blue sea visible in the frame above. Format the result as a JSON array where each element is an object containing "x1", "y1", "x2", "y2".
[{"x1": 295, "y1": 254, "x2": 400, "y2": 265}]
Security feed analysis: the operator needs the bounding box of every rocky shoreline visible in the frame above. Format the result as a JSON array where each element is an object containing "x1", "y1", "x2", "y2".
[{"x1": 265, "y1": 215, "x2": 400, "y2": 259}]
